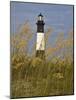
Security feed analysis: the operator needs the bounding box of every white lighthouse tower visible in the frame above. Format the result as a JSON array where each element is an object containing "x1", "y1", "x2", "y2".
[{"x1": 36, "y1": 13, "x2": 45, "y2": 59}]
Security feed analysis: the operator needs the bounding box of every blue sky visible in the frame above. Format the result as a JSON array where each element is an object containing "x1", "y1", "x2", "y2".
[
  {"x1": 10, "y1": 1, "x2": 73, "y2": 33},
  {"x1": 10, "y1": 1, "x2": 73, "y2": 53}
]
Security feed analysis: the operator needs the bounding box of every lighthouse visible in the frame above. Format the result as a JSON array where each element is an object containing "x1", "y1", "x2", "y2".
[{"x1": 36, "y1": 13, "x2": 45, "y2": 59}]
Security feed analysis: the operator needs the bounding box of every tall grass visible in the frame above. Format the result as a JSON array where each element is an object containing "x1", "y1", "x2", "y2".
[{"x1": 11, "y1": 21, "x2": 74, "y2": 98}]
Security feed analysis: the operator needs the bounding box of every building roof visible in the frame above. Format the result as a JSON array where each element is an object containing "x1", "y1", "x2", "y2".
[{"x1": 38, "y1": 13, "x2": 43, "y2": 17}]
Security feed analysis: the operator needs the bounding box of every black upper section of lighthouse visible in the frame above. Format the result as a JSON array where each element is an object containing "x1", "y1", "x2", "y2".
[{"x1": 36, "y1": 13, "x2": 45, "y2": 33}]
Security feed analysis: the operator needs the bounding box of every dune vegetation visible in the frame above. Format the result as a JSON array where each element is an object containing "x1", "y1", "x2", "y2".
[{"x1": 11, "y1": 21, "x2": 74, "y2": 98}]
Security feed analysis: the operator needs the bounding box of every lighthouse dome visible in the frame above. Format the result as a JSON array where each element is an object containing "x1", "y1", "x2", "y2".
[{"x1": 38, "y1": 13, "x2": 43, "y2": 21}]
